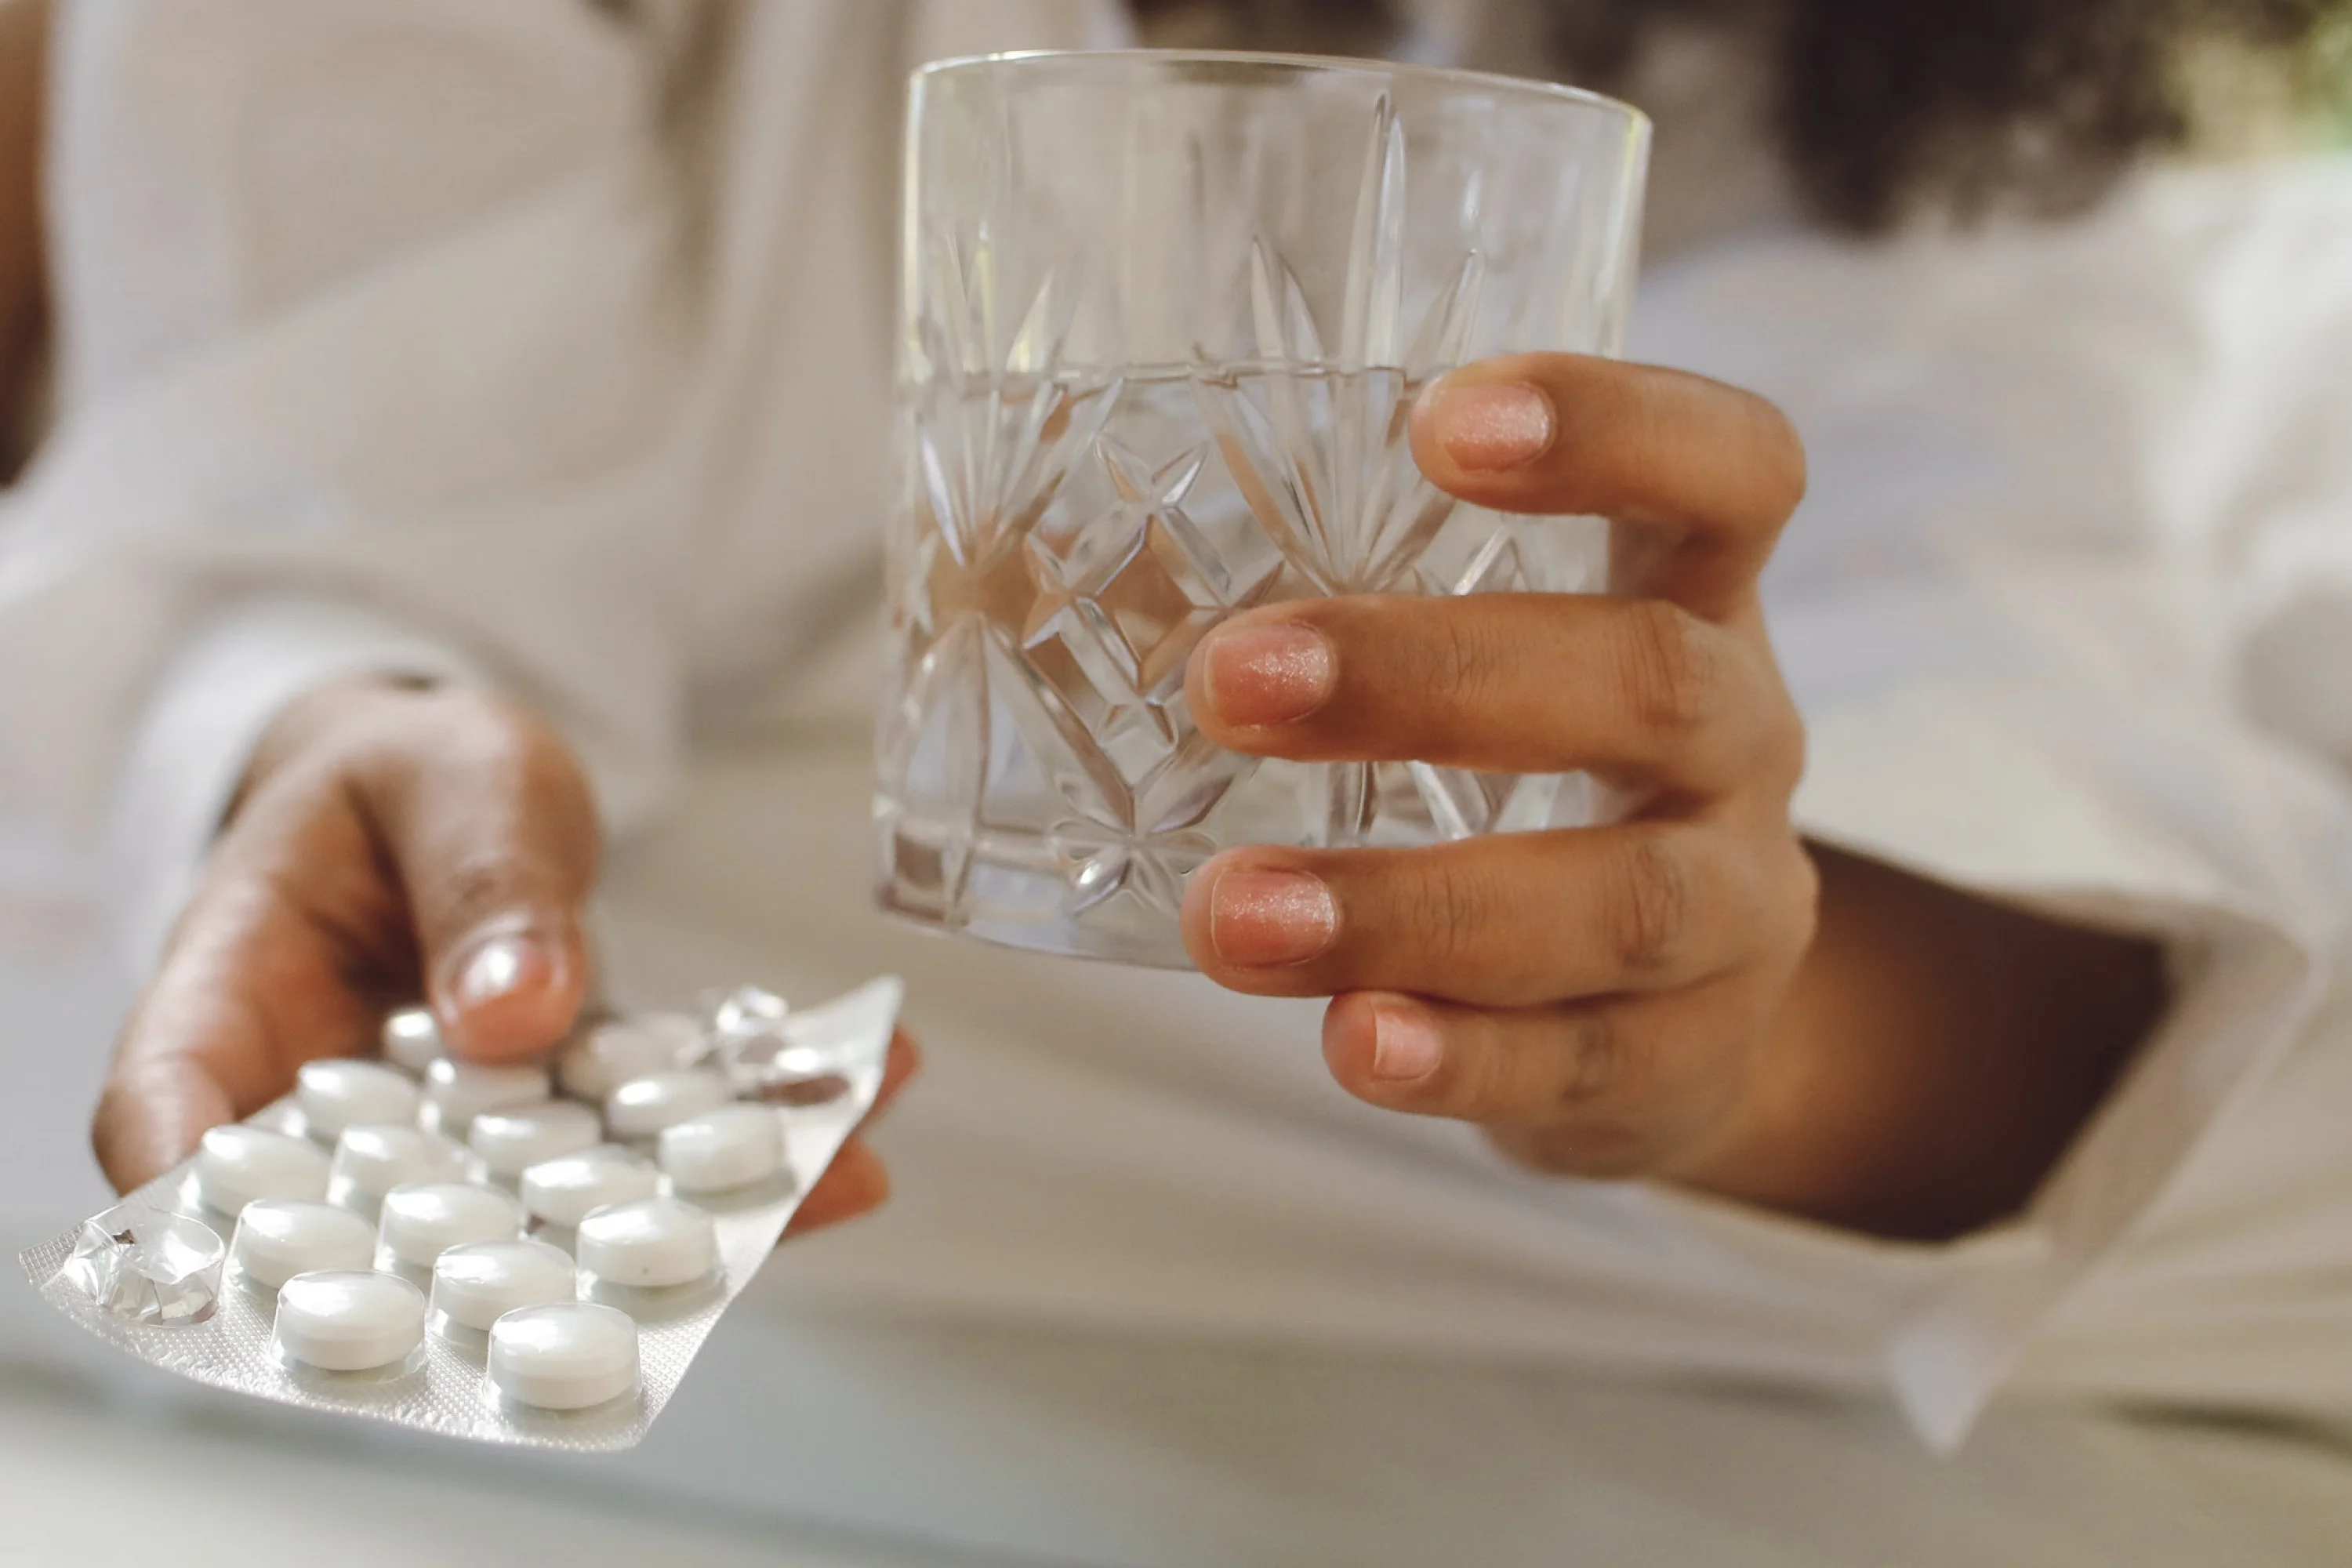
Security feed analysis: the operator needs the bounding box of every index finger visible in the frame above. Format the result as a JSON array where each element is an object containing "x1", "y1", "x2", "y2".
[
  {"x1": 1410, "y1": 354, "x2": 1806, "y2": 620},
  {"x1": 93, "y1": 887, "x2": 379, "y2": 1192}
]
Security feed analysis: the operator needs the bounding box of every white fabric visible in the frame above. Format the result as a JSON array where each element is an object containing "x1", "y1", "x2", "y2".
[
  {"x1": 1632, "y1": 172, "x2": 2352, "y2": 1443},
  {"x1": 5, "y1": 858, "x2": 2347, "y2": 1566},
  {"x1": 11, "y1": 1296, "x2": 2352, "y2": 1568},
  {"x1": 107, "y1": 597, "x2": 486, "y2": 964},
  {"x1": 587, "y1": 734, "x2": 2352, "y2": 1454},
  {"x1": 1, "y1": 0, "x2": 2348, "y2": 1454}
]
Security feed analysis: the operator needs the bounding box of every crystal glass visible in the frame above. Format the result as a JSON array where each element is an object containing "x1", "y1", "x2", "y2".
[{"x1": 878, "y1": 51, "x2": 1650, "y2": 966}]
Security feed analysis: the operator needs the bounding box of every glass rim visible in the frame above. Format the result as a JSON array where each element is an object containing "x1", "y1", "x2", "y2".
[{"x1": 913, "y1": 48, "x2": 1651, "y2": 136}]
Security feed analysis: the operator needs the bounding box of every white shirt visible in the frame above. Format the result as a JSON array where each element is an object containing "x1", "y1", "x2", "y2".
[{"x1": 1, "y1": 0, "x2": 2348, "y2": 1453}]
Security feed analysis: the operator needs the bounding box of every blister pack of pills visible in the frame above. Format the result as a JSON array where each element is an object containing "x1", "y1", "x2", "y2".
[{"x1": 18, "y1": 975, "x2": 901, "y2": 1452}]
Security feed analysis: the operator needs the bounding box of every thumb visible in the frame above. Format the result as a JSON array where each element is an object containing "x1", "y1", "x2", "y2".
[{"x1": 358, "y1": 691, "x2": 602, "y2": 1062}]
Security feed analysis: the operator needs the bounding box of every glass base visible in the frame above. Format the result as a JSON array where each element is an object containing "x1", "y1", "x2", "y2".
[
  {"x1": 877, "y1": 903, "x2": 1198, "y2": 970},
  {"x1": 874, "y1": 760, "x2": 1592, "y2": 969},
  {"x1": 875, "y1": 862, "x2": 1197, "y2": 971}
]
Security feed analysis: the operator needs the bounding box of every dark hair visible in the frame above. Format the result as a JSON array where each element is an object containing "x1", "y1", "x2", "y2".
[{"x1": 1155, "y1": 0, "x2": 2351, "y2": 230}]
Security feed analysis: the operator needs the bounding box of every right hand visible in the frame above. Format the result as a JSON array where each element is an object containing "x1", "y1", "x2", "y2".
[{"x1": 92, "y1": 681, "x2": 915, "y2": 1234}]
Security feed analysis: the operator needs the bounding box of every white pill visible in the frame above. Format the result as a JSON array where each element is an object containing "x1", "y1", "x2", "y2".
[
  {"x1": 230, "y1": 1200, "x2": 376, "y2": 1290},
  {"x1": 421, "y1": 1058, "x2": 550, "y2": 1137},
  {"x1": 604, "y1": 1071, "x2": 730, "y2": 1140},
  {"x1": 329, "y1": 1125, "x2": 471, "y2": 1211},
  {"x1": 558, "y1": 1014, "x2": 701, "y2": 1102},
  {"x1": 379, "y1": 1007, "x2": 445, "y2": 1074},
  {"x1": 194, "y1": 1125, "x2": 331, "y2": 1216},
  {"x1": 468, "y1": 1101, "x2": 602, "y2": 1178},
  {"x1": 659, "y1": 1104, "x2": 786, "y2": 1194},
  {"x1": 518, "y1": 1146, "x2": 662, "y2": 1228},
  {"x1": 430, "y1": 1237, "x2": 576, "y2": 1332},
  {"x1": 296, "y1": 1059, "x2": 422, "y2": 1142},
  {"x1": 575, "y1": 1196, "x2": 719, "y2": 1289},
  {"x1": 488, "y1": 1301, "x2": 641, "y2": 1410},
  {"x1": 376, "y1": 1181, "x2": 524, "y2": 1271},
  {"x1": 274, "y1": 1270, "x2": 426, "y2": 1372}
]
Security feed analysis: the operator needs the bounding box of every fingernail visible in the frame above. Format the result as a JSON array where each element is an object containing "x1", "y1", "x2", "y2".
[
  {"x1": 1370, "y1": 1000, "x2": 1444, "y2": 1082},
  {"x1": 1425, "y1": 379, "x2": 1555, "y2": 471},
  {"x1": 1209, "y1": 868, "x2": 1338, "y2": 967},
  {"x1": 1201, "y1": 622, "x2": 1334, "y2": 727},
  {"x1": 448, "y1": 932, "x2": 552, "y2": 1012}
]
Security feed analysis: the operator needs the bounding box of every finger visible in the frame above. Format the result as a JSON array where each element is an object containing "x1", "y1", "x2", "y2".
[
  {"x1": 783, "y1": 1138, "x2": 890, "y2": 1237},
  {"x1": 93, "y1": 1053, "x2": 236, "y2": 1196},
  {"x1": 94, "y1": 811, "x2": 390, "y2": 1191},
  {"x1": 1410, "y1": 354, "x2": 1806, "y2": 618},
  {"x1": 869, "y1": 1030, "x2": 920, "y2": 1120},
  {"x1": 1188, "y1": 593, "x2": 1791, "y2": 793},
  {"x1": 354, "y1": 691, "x2": 601, "y2": 1062},
  {"x1": 775, "y1": 1034, "x2": 917, "y2": 1242},
  {"x1": 1319, "y1": 986, "x2": 1755, "y2": 1177},
  {"x1": 1183, "y1": 824, "x2": 1784, "y2": 1007},
  {"x1": 94, "y1": 953, "x2": 254, "y2": 1193}
]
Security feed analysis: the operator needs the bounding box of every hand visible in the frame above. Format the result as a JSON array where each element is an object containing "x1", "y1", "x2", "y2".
[
  {"x1": 1181, "y1": 354, "x2": 2168, "y2": 1240},
  {"x1": 92, "y1": 681, "x2": 916, "y2": 1236},
  {"x1": 1181, "y1": 354, "x2": 1817, "y2": 1189}
]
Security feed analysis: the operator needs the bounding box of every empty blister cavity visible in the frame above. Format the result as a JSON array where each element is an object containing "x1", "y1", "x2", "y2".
[
  {"x1": 714, "y1": 984, "x2": 871, "y2": 1102},
  {"x1": 707, "y1": 984, "x2": 787, "y2": 1042},
  {"x1": 559, "y1": 1014, "x2": 702, "y2": 1102},
  {"x1": 659, "y1": 1104, "x2": 788, "y2": 1195},
  {"x1": 376, "y1": 1181, "x2": 524, "y2": 1273},
  {"x1": 193, "y1": 1125, "x2": 332, "y2": 1218},
  {"x1": 60, "y1": 1205, "x2": 225, "y2": 1326},
  {"x1": 230, "y1": 1200, "x2": 376, "y2": 1290},
  {"x1": 575, "y1": 1196, "x2": 719, "y2": 1290},
  {"x1": 380, "y1": 1007, "x2": 445, "y2": 1075},
  {"x1": 710, "y1": 985, "x2": 836, "y2": 1098},
  {"x1": 430, "y1": 1237, "x2": 575, "y2": 1335},
  {"x1": 488, "y1": 1301, "x2": 640, "y2": 1411},
  {"x1": 604, "y1": 1071, "x2": 729, "y2": 1141},
  {"x1": 470, "y1": 1101, "x2": 602, "y2": 1180},
  {"x1": 274, "y1": 1270, "x2": 426, "y2": 1374},
  {"x1": 330, "y1": 1125, "x2": 471, "y2": 1215},
  {"x1": 519, "y1": 1146, "x2": 661, "y2": 1229},
  {"x1": 422, "y1": 1058, "x2": 550, "y2": 1138},
  {"x1": 297, "y1": 1058, "x2": 422, "y2": 1142}
]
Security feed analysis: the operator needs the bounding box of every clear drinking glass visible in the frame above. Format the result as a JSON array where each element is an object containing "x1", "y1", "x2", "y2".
[{"x1": 878, "y1": 51, "x2": 1650, "y2": 967}]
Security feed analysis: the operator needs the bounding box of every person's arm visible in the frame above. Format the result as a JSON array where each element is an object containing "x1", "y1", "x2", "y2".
[
  {"x1": 12, "y1": 0, "x2": 918, "y2": 1247},
  {"x1": 0, "y1": 0, "x2": 45, "y2": 474},
  {"x1": 1181, "y1": 343, "x2": 2343, "y2": 1448},
  {"x1": 1701, "y1": 844, "x2": 2165, "y2": 1242}
]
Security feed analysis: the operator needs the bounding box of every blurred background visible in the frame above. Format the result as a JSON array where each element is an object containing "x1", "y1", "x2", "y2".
[{"x1": 4, "y1": 0, "x2": 2352, "y2": 1563}]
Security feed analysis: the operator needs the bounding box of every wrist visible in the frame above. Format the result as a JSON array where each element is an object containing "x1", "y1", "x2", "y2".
[{"x1": 1667, "y1": 845, "x2": 2166, "y2": 1241}]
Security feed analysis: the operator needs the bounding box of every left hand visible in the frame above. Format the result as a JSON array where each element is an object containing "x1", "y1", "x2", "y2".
[
  {"x1": 91, "y1": 680, "x2": 913, "y2": 1237},
  {"x1": 1180, "y1": 352, "x2": 1817, "y2": 1183}
]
